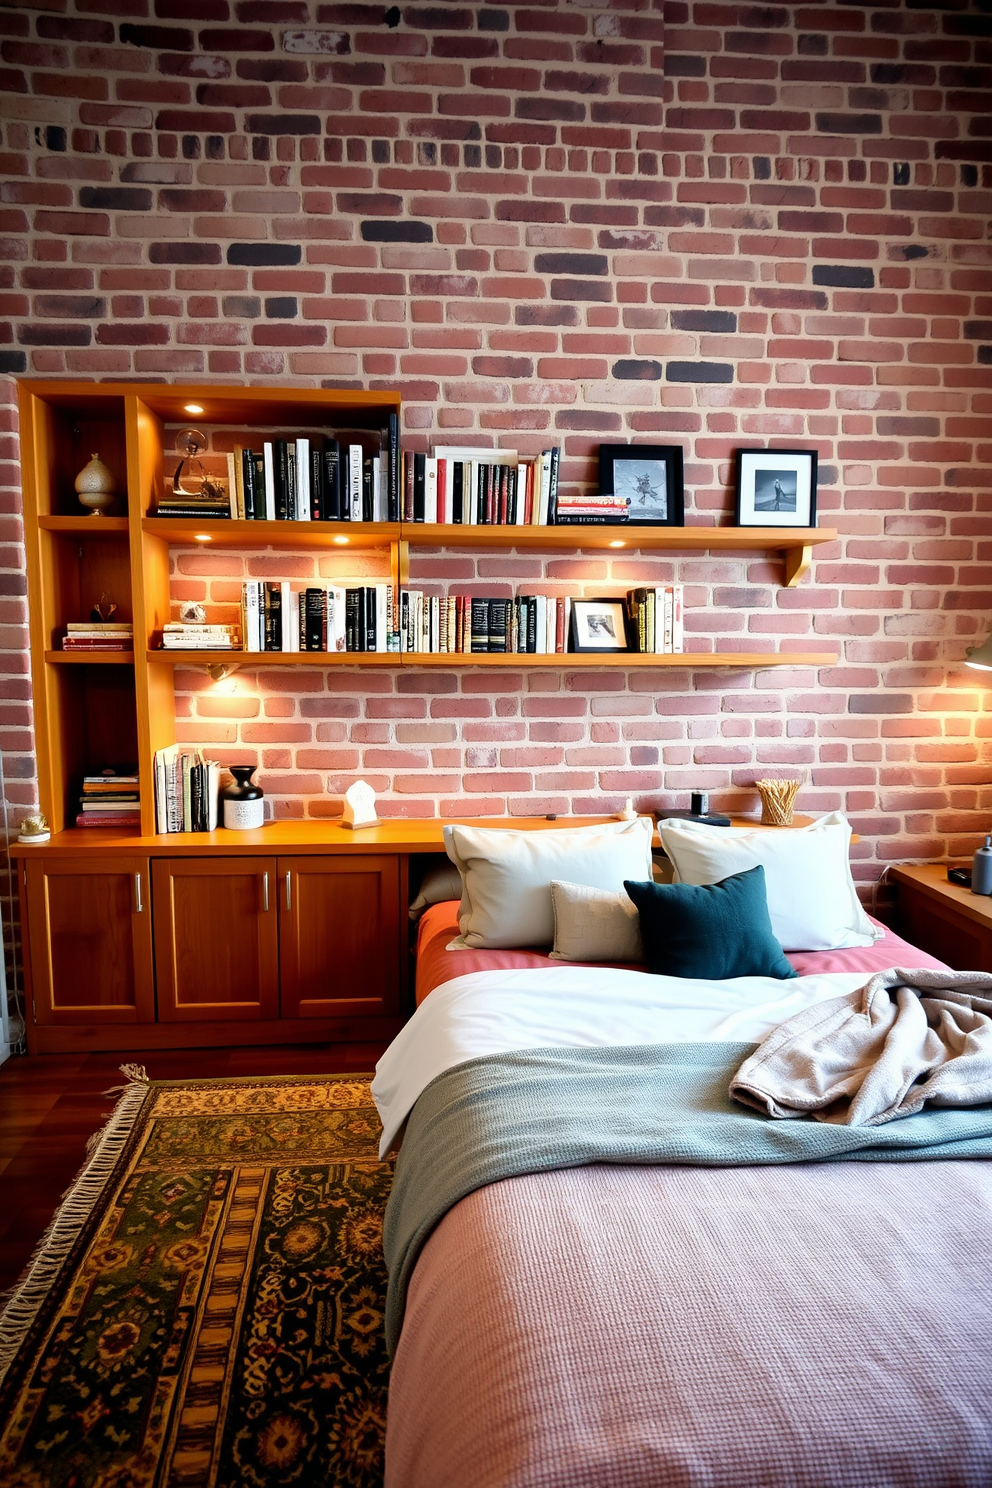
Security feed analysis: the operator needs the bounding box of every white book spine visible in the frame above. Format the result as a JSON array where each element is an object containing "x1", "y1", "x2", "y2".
[
  {"x1": 672, "y1": 583, "x2": 684, "y2": 653},
  {"x1": 375, "y1": 582, "x2": 388, "y2": 653},
  {"x1": 372, "y1": 455, "x2": 385, "y2": 522},
  {"x1": 442, "y1": 458, "x2": 454, "y2": 524},
  {"x1": 348, "y1": 444, "x2": 363, "y2": 521},
  {"x1": 537, "y1": 451, "x2": 552, "y2": 525},
  {"x1": 262, "y1": 442, "x2": 276, "y2": 520},
  {"x1": 424, "y1": 457, "x2": 438, "y2": 523},
  {"x1": 467, "y1": 461, "x2": 480, "y2": 525},
  {"x1": 244, "y1": 582, "x2": 261, "y2": 652},
  {"x1": 296, "y1": 437, "x2": 310, "y2": 521},
  {"x1": 280, "y1": 580, "x2": 293, "y2": 652},
  {"x1": 326, "y1": 585, "x2": 347, "y2": 652}
]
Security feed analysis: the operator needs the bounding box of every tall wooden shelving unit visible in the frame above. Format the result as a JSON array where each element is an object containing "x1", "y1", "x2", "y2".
[{"x1": 18, "y1": 378, "x2": 838, "y2": 838}]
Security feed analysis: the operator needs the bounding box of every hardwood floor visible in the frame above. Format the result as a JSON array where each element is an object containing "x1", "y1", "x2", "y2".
[{"x1": 0, "y1": 1041, "x2": 389, "y2": 1296}]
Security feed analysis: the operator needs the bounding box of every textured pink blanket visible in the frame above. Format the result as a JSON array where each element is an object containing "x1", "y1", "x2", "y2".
[{"x1": 387, "y1": 1159, "x2": 992, "y2": 1487}]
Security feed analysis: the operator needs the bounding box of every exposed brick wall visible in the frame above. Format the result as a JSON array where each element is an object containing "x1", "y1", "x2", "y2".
[{"x1": 1, "y1": 0, "x2": 991, "y2": 911}]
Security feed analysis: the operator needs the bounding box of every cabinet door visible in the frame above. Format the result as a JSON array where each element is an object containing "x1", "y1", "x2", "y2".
[
  {"x1": 152, "y1": 857, "x2": 280, "y2": 1022},
  {"x1": 24, "y1": 856, "x2": 154, "y2": 1026},
  {"x1": 278, "y1": 855, "x2": 402, "y2": 1020}
]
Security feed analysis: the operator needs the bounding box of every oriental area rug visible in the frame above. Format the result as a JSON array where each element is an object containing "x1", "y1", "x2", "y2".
[{"x1": 0, "y1": 1071, "x2": 394, "y2": 1488}]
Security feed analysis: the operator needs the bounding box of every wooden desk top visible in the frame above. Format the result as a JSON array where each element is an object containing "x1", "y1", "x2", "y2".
[
  {"x1": 9, "y1": 811, "x2": 831, "y2": 861},
  {"x1": 889, "y1": 862, "x2": 992, "y2": 929}
]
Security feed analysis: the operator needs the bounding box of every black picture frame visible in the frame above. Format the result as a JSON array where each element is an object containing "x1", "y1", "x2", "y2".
[
  {"x1": 734, "y1": 448, "x2": 818, "y2": 528},
  {"x1": 597, "y1": 444, "x2": 685, "y2": 526},
  {"x1": 569, "y1": 597, "x2": 632, "y2": 654}
]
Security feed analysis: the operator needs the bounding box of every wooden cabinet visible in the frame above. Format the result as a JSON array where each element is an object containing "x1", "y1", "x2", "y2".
[
  {"x1": 22, "y1": 855, "x2": 154, "y2": 1029},
  {"x1": 152, "y1": 857, "x2": 280, "y2": 1023},
  {"x1": 151, "y1": 853, "x2": 402, "y2": 1027},
  {"x1": 279, "y1": 855, "x2": 401, "y2": 1020}
]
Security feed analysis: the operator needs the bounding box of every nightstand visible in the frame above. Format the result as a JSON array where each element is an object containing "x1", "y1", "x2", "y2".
[{"x1": 888, "y1": 863, "x2": 992, "y2": 971}]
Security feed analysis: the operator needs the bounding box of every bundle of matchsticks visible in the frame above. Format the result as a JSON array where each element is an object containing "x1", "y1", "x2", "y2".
[{"x1": 755, "y1": 777, "x2": 802, "y2": 827}]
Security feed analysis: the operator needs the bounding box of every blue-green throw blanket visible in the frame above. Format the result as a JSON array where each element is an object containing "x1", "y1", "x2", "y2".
[{"x1": 383, "y1": 1040, "x2": 992, "y2": 1353}]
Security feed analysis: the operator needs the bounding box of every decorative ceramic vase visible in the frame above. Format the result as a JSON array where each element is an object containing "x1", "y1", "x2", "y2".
[
  {"x1": 221, "y1": 766, "x2": 264, "y2": 831},
  {"x1": 75, "y1": 453, "x2": 117, "y2": 516}
]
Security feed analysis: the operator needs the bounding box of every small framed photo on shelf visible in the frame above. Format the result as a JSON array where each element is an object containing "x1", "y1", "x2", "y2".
[
  {"x1": 569, "y1": 597, "x2": 632, "y2": 654},
  {"x1": 735, "y1": 448, "x2": 818, "y2": 528},
  {"x1": 598, "y1": 444, "x2": 685, "y2": 526}
]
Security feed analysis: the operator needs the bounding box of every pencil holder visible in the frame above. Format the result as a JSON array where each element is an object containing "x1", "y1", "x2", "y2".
[{"x1": 755, "y1": 778, "x2": 801, "y2": 827}]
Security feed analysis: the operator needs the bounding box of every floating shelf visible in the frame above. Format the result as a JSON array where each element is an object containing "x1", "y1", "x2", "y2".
[{"x1": 148, "y1": 649, "x2": 838, "y2": 670}]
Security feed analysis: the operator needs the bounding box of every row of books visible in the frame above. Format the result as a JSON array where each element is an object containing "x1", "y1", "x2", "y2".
[
  {"x1": 153, "y1": 424, "x2": 401, "y2": 522},
  {"x1": 624, "y1": 586, "x2": 685, "y2": 654},
  {"x1": 400, "y1": 592, "x2": 571, "y2": 654},
  {"x1": 62, "y1": 622, "x2": 133, "y2": 652},
  {"x1": 153, "y1": 746, "x2": 220, "y2": 833},
  {"x1": 241, "y1": 581, "x2": 398, "y2": 653},
  {"x1": 404, "y1": 448, "x2": 560, "y2": 525},
  {"x1": 75, "y1": 767, "x2": 140, "y2": 828}
]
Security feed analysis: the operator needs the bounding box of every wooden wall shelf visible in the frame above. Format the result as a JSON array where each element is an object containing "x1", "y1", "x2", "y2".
[{"x1": 147, "y1": 648, "x2": 838, "y2": 670}]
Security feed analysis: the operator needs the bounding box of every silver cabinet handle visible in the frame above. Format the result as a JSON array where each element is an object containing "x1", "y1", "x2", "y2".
[
  {"x1": 262, "y1": 870, "x2": 270, "y2": 912},
  {"x1": 134, "y1": 873, "x2": 143, "y2": 913},
  {"x1": 284, "y1": 871, "x2": 292, "y2": 911}
]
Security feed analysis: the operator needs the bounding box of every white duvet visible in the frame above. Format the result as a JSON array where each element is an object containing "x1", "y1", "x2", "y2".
[{"x1": 371, "y1": 965, "x2": 869, "y2": 1156}]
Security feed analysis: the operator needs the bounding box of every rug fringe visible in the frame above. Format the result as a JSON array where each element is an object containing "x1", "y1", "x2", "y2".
[{"x1": 0, "y1": 1069, "x2": 152, "y2": 1384}]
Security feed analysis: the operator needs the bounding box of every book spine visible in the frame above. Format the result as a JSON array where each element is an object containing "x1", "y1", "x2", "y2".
[
  {"x1": 470, "y1": 597, "x2": 488, "y2": 653},
  {"x1": 362, "y1": 456, "x2": 373, "y2": 522},
  {"x1": 244, "y1": 582, "x2": 261, "y2": 652},
  {"x1": 309, "y1": 443, "x2": 323, "y2": 521},
  {"x1": 345, "y1": 587, "x2": 360, "y2": 651},
  {"x1": 672, "y1": 583, "x2": 684, "y2": 653},
  {"x1": 296, "y1": 437, "x2": 310, "y2": 521},
  {"x1": 412, "y1": 452, "x2": 426, "y2": 522},
  {"x1": 424, "y1": 456, "x2": 438, "y2": 523},
  {"x1": 304, "y1": 588, "x2": 324, "y2": 652},
  {"x1": 281, "y1": 581, "x2": 294, "y2": 652},
  {"x1": 488, "y1": 597, "x2": 508, "y2": 653},
  {"x1": 452, "y1": 461, "x2": 464, "y2": 524},
  {"x1": 241, "y1": 447, "x2": 256, "y2": 521},
  {"x1": 387, "y1": 410, "x2": 400, "y2": 522},
  {"x1": 262, "y1": 442, "x2": 276, "y2": 520},
  {"x1": 323, "y1": 439, "x2": 341, "y2": 521},
  {"x1": 348, "y1": 444, "x2": 363, "y2": 521},
  {"x1": 285, "y1": 439, "x2": 297, "y2": 520},
  {"x1": 274, "y1": 439, "x2": 290, "y2": 520},
  {"x1": 265, "y1": 581, "x2": 281, "y2": 651}
]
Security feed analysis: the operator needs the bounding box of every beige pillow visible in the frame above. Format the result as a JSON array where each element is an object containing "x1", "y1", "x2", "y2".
[
  {"x1": 443, "y1": 818, "x2": 654, "y2": 949},
  {"x1": 549, "y1": 880, "x2": 644, "y2": 963},
  {"x1": 408, "y1": 862, "x2": 463, "y2": 921}
]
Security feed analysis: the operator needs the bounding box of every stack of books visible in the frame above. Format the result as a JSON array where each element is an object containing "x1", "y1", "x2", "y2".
[
  {"x1": 400, "y1": 592, "x2": 571, "y2": 654},
  {"x1": 226, "y1": 418, "x2": 401, "y2": 523},
  {"x1": 161, "y1": 622, "x2": 241, "y2": 650},
  {"x1": 76, "y1": 768, "x2": 140, "y2": 828},
  {"x1": 153, "y1": 746, "x2": 220, "y2": 833},
  {"x1": 624, "y1": 585, "x2": 685, "y2": 653},
  {"x1": 62, "y1": 621, "x2": 133, "y2": 652},
  {"x1": 555, "y1": 492, "x2": 631, "y2": 525},
  {"x1": 152, "y1": 487, "x2": 233, "y2": 521},
  {"x1": 241, "y1": 581, "x2": 399, "y2": 653},
  {"x1": 420, "y1": 447, "x2": 561, "y2": 525}
]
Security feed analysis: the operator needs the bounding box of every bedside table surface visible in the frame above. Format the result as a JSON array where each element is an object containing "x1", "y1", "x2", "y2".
[{"x1": 889, "y1": 863, "x2": 992, "y2": 930}]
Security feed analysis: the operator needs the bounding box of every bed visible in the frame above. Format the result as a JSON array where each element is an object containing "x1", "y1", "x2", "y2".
[{"x1": 372, "y1": 818, "x2": 992, "y2": 1487}]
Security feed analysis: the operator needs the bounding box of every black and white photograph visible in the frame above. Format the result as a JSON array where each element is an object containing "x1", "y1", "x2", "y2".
[
  {"x1": 569, "y1": 598, "x2": 631, "y2": 653},
  {"x1": 735, "y1": 448, "x2": 818, "y2": 528},
  {"x1": 598, "y1": 444, "x2": 685, "y2": 527}
]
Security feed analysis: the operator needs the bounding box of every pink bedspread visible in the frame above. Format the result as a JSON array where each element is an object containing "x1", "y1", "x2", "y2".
[
  {"x1": 414, "y1": 899, "x2": 948, "y2": 1003},
  {"x1": 387, "y1": 1160, "x2": 992, "y2": 1487}
]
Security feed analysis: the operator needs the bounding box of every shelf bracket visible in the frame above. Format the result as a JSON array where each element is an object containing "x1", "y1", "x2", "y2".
[
  {"x1": 207, "y1": 662, "x2": 241, "y2": 681},
  {"x1": 782, "y1": 543, "x2": 813, "y2": 588}
]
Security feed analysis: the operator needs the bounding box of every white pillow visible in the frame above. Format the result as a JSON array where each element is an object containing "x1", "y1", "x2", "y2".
[
  {"x1": 443, "y1": 818, "x2": 654, "y2": 949},
  {"x1": 549, "y1": 880, "x2": 644, "y2": 963},
  {"x1": 656, "y1": 810, "x2": 877, "y2": 952}
]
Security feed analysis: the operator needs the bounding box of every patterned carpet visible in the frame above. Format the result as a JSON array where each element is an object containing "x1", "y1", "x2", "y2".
[{"x1": 0, "y1": 1072, "x2": 394, "y2": 1488}]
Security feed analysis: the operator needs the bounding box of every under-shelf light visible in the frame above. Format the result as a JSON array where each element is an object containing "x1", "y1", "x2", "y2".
[
  {"x1": 608, "y1": 539, "x2": 626, "y2": 548},
  {"x1": 184, "y1": 403, "x2": 204, "y2": 415},
  {"x1": 333, "y1": 535, "x2": 350, "y2": 545},
  {"x1": 194, "y1": 534, "x2": 212, "y2": 542}
]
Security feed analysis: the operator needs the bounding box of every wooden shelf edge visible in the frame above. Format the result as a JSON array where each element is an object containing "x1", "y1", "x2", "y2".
[
  {"x1": 39, "y1": 515, "x2": 131, "y2": 534},
  {"x1": 46, "y1": 649, "x2": 135, "y2": 665},
  {"x1": 145, "y1": 648, "x2": 838, "y2": 669}
]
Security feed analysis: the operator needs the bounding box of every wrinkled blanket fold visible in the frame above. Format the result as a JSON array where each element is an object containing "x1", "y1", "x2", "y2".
[
  {"x1": 382, "y1": 1037, "x2": 992, "y2": 1352},
  {"x1": 731, "y1": 967, "x2": 992, "y2": 1125}
]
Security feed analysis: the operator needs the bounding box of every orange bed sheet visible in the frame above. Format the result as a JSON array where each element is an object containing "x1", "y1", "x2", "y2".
[{"x1": 414, "y1": 899, "x2": 948, "y2": 1005}]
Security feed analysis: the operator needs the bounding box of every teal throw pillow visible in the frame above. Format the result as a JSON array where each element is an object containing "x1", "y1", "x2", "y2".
[{"x1": 624, "y1": 865, "x2": 797, "y2": 981}]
